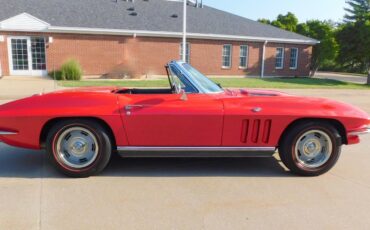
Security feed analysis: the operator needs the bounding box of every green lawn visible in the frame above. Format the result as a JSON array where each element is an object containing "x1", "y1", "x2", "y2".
[{"x1": 58, "y1": 77, "x2": 370, "y2": 89}]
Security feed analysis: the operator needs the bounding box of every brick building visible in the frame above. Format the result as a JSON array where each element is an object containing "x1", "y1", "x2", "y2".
[{"x1": 0, "y1": 0, "x2": 318, "y2": 77}]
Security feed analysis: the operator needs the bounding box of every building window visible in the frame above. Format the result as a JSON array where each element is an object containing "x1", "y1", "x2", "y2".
[
  {"x1": 275, "y1": 47, "x2": 284, "y2": 69},
  {"x1": 31, "y1": 37, "x2": 46, "y2": 70},
  {"x1": 239, "y1": 45, "x2": 248, "y2": 68},
  {"x1": 289, "y1": 48, "x2": 299, "y2": 69},
  {"x1": 222, "y1": 44, "x2": 232, "y2": 68},
  {"x1": 180, "y1": 43, "x2": 190, "y2": 63}
]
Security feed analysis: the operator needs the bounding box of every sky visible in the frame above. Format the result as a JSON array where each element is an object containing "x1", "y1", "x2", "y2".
[{"x1": 203, "y1": 0, "x2": 347, "y2": 23}]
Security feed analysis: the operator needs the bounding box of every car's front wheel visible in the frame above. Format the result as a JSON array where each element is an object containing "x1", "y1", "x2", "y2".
[
  {"x1": 46, "y1": 119, "x2": 112, "y2": 177},
  {"x1": 279, "y1": 121, "x2": 342, "y2": 176}
]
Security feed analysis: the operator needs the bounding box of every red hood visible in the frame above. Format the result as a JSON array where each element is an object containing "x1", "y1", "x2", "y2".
[
  {"x1": 225, "y1": 88, "x2": 291, "y2": 97},
  {"x1": 222, "y1": 88, "x2": 369, "y2": 121},
  {"x1": 239, "y1": 88, "x2": 290, "y2": 96}
]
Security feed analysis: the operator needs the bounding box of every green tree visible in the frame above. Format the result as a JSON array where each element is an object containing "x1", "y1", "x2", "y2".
[
  {"x1": 259, "y1": 12, "x2": 299, "y2": 32},
  {"x1": 258, "y1": 18, "x2": 271, "y2": 25},
  {"x1": 271, "y1": 12, "x2": 299, "y2": 32},
  {"x1": 339, "y1": 0, "x2": 370, "y2": 84},
  {"x1": 344, "y1": 0, "x2": 370, "y2": 22},
  {"x1": 296, "y1": 20, "x2": 339, "y2": 74}
]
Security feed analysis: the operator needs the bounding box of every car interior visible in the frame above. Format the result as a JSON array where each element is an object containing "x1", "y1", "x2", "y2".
[
  {"x1": 115, "y1": 88, "x2": 173, "y2": 95},
  {"x1": 115, "y1": 64, "x2": 194, "y2": 95}
]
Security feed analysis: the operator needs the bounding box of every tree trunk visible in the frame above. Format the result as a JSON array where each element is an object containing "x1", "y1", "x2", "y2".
[
  {"x1": 367, "y1": 62, "x2": 370, "y2": 85},
  {"x1": 309, "y1": 58, "x2": 319, "y2": 77}
]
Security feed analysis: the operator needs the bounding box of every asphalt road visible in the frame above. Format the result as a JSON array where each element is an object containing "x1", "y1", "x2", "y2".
[
  {"x1": 0, "y1": 89, "x2": 369, "y2": 230},
  {"x1": 315, "y1": 72, "x2": 367, "y2": 84}
]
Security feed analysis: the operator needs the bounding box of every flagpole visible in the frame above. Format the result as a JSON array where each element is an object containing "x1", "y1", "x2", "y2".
[{"x1": 182, "y1": 0, "x2": 187, "y2": 62}]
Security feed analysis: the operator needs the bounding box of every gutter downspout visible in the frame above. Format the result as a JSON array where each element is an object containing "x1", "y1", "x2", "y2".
[
  {"x1": 261, "y1": 40, "x2": 268, "y2": 78},
  {"x1": 182, "y1": 0, "x2": 187, "y2": 62}
]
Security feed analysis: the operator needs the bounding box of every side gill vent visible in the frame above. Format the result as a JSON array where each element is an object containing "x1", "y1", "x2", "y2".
[
  {"x1": 240, "y1": 119, "x2": 272, "y2": 144},
  {"x1": 262, "y1": 120, "x2": 272, "y2": 144},
  {"x1": 251, "y1": 119, "x2": 260, "y2": 143},
  {"x1": 240, "y1": 119, "x2": 249, "y2": 143}
]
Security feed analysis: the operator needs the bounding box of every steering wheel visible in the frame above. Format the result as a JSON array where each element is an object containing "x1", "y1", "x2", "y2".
[
  {"x1": 171, "y1": 82, "x2": 182, "y2": 94},
  {"x1": 175, "y1": 83, "x2": 183, "y2": 94}
]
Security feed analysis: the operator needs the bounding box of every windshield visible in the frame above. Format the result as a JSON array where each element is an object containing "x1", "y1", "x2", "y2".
[
  {"x1": 182, "y1": 63, "x2": 224, "y2": 93},
  {"x1": 168, "y1": 65, "x2": 198, "y2": 93}
]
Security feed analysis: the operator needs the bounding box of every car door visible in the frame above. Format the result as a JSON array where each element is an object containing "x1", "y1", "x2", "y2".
[{"x1": 118, "y1": 93, "x2": 224, "y2": 146}]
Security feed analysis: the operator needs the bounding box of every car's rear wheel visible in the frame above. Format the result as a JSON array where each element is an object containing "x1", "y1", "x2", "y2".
[
  {"x1": 46, "y1": 119, "x2": 112, "y2": 177},
  {"x1": 279, "y1": 121, "x2": 342, "y2": 176}
]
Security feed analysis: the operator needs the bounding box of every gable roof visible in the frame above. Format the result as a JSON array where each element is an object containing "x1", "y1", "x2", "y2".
[
  {"x1": 0, "y1": 12, "x2": 50, "y2": 31},
  {"x1": 0, "y1": 0, "x2": 318, "y2": 44}
]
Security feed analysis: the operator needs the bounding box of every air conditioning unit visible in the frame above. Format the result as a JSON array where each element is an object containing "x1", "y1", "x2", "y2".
[{"x1": 189, "y1": 0, "x2": 203, "y2": 8}]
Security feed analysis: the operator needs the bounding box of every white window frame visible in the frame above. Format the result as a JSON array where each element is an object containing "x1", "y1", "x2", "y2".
[
  {"x1": 239, "y1": 45, "x2": 249, "y2": 69},
  {"x1": 275, "y1": 47, "x2": 285, "y2": 70},
  {"x1": 289, "y1": 47, "x2": 299, "y2": 70},
  {"x1": 222, "y1": 44, "x2": 232, "y2": 69},
  {"x1": 180, "y1": 42, "x2": 190, "y2": 63},
  {"x1": 7, "y1": 36, "x2": 47, "y2": 76}
]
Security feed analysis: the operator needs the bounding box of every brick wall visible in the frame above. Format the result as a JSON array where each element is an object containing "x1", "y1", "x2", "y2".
[
  {"x1": 46, "y1": 34, "x2": 126, "y2": 75},
  {"x1": 264, "y1": 43, "x2": 312, "y2": 77},
  {"x1": 123, "y1": 37, "x2": 312, "y2": 77},
  {"x1": 0, "y1": 31, "x2": 313, "y2": 77},
  {"x1": 0, "y1": 32, "x2": 127, "y2": 76},
  {"x1": 0, "y1": 34, "x2": 9, "y2": 76}
]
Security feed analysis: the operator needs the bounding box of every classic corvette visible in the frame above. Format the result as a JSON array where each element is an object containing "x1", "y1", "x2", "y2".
[{"x1": 0, "y1": 61, "x2": 369, "y2": 177}]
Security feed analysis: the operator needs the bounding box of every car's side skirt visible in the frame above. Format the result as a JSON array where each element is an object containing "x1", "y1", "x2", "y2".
[{"x1": 117, "y1": 146, "x2": 276, "y2": 158}]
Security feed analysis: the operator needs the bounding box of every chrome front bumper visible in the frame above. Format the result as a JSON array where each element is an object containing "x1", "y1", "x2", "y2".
[{"x1": 348, "y1": 127, "x2": 370, "y2": 136}]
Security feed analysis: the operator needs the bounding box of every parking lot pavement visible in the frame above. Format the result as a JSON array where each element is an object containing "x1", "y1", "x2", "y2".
[{"x1": 0, "y1": 89, "x2": 369, "y2": 230}]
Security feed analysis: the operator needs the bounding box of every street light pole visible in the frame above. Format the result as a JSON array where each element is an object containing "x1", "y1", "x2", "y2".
[{"x1": 182, "y1": 0, "x2": 187, "y2": 62}]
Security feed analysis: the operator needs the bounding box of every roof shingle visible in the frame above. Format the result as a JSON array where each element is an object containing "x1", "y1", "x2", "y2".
[{"x1": 0, "y1": 0, "x2": 317, "y2": 43}]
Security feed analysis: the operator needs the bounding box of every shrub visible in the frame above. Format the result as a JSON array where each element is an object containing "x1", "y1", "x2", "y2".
[
  {"x1": 60, "y1": 59, "x2": 83, "y2": 81},
  {"x1": 48, "y1": 70, "x2": 63, "y2": 80}
]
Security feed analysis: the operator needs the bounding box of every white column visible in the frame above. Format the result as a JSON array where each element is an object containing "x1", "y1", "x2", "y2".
[
  {"x1": 261, "y1": 40, "x2": 268, "y2": 78},
  {"x1": 182, "y1": 0, "x2": 187, "y2": 62}
]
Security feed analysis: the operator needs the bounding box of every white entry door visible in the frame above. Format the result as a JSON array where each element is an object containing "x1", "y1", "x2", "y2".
[{"x1": 7, "y1": 36, "x2": 47, "y2": 76}]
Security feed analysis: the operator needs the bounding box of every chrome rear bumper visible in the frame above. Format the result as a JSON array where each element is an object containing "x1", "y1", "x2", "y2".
[{"x1": 0, "y1": 131, "x2": 18, "y2": 143}]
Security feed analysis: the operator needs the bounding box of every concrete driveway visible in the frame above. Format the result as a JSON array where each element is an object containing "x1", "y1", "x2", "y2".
[{"x1": 0, "y1": 89, "x2": 369, "y2": 230}]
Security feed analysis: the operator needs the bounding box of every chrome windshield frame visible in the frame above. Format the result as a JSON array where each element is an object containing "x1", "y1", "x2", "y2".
[{"x1": 169, "y1": 60, "x2": 224, "y2": 94}]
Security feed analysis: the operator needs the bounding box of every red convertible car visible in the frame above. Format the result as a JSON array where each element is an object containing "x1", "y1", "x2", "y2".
[{"x1": 0, "y1": 61, "x2": 369, "y2": 177}]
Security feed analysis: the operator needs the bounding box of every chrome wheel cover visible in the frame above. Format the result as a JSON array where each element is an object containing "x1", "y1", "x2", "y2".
[
  {"x1": 56, "y1": 127, "x2": 99, "y2": 169},
  {"x1": 294, "y1": 130, "x2": 333, "y2": 168}
]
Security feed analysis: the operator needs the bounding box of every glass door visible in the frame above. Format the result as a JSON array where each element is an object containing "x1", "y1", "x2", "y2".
[
  {"x1": 8, "y1": 37, "x2": 47, "y2": 76},
  {"x1": 31, "y1": 37, "x2": 47, "y2": 75}
]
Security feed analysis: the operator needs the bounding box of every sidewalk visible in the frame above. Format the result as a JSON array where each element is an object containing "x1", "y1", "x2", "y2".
[{"x1": 0, "y1": 76, "x2": 60, "y2": 102}]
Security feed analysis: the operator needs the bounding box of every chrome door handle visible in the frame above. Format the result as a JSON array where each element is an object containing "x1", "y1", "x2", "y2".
[{"x1": 125, "y1": 105, "x2": 144, "y2": 111}]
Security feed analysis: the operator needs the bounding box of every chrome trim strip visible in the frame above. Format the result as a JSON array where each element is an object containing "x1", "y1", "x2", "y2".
[
  {"x1": 117, "y1": 146, "x2": 276, "y2": 158},
  {"x1": 0, "y1": 131, "x2": 18, "y2": 135},
  {"x1": 117, "y1": 146, "x2": 276, "y2": 152}
]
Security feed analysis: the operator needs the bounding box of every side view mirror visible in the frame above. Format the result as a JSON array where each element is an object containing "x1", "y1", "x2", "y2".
[{"x1": 180, "y1": 89, "x2": 188, "y2": 101}]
